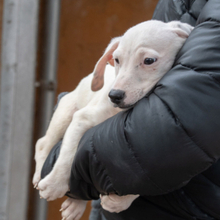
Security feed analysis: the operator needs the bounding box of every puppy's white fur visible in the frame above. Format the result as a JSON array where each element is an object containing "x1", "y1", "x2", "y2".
[{"x1": 33, "y1": 20, "x2": 193, "y2": 218}]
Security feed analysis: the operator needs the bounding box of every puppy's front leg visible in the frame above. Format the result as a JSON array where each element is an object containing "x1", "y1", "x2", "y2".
[
  {"x1": 33, "y1": 91, "x2": 78, "y2": 187},
  {"x1": 38, "y1": 103, "x2": 118, "y2": 200},
  {"x1": 37, "y1": 106, "x2": 99, "y2": 200}
]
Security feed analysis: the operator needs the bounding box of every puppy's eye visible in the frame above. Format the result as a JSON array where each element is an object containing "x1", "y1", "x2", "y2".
[
  {"x1": 144, "y1": 58, "x2": 157, "y2": 65},
  {"x1": 115, "y1": 58, "x2": 119, "y2": 64}
]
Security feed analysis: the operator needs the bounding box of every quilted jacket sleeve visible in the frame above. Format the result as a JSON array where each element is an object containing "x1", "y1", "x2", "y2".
[{"x1": 66, "y1": 0, "x2": 220, "y2": 200}]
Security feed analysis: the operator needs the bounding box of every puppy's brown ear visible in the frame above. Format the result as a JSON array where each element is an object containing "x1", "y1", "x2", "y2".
[
  {"x1": 168, "y1": 21, "x2": 194, "y2": 38},
  {"x1": 91, "y1": 37, "x2": 121, "y2": 92}
]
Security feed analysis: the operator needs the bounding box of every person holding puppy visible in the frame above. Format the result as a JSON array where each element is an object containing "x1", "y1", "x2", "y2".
[{"x1": 42, "y1": 0, "x2": 220, "y2": 219}]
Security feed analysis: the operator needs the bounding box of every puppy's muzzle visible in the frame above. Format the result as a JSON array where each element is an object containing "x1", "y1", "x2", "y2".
[{"x1": 108, "y1": 89, "x2": 125, "y2": 105}]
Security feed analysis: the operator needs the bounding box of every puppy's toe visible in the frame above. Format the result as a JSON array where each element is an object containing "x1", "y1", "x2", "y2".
[
  {"x1": 38, "y1": 174, "x2": 69, "y2": 201},
  {"x1": 61, "y1": 198, "x2": 87, "y2": 220},
  {"x1": 32, "y1": 171, "x2": 41, "y2": 187}
]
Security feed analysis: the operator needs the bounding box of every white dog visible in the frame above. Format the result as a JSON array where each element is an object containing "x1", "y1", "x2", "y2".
[{"x1": 33, "y1": 20, "x2": 193, "y2": 220}]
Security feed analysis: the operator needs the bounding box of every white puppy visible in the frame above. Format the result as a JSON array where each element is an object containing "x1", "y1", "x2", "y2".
[{"x1": 33, "y1": 20, "x2": 193, "y2": 219}]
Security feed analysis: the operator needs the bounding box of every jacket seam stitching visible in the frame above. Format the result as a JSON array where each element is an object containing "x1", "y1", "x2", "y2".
[
  {"x1": 187, "y1": 11, "x2": 197, "y2": 21},
  {"x1": 177, "y1": 63, "x2": 220, "y2": 88},
  {"x1": 207, "y1": 72, "x2": 220, "y2": 87},
  {"x1": 191, "y1": 0, "x2": 196, "y2": 7},
  {"x1": 202, "y1": 173, "x2": 220, "y2": 192},
  {"x1": 153, "y1": 92, "x2": 215, "y2": 161},
  {"x1": 179, "y1": 0, "x2": 186, "y2": 9},
  {"x1": 179, "y1": 0, "x2": 187, "y2": 21},
  {"x1": 90, "y1": 133, "x2": 118, "y2": 194},
  {"x1": 179, "y1": 0, "x2": 196, "y2": 11},
  {"x1": 179, "y1": 0, "x2": 197, "y2": 21},
  {"x1": 203, "y1": 18, "x2": 220, "y2": 24},
  {"x1": 180, "y1": 11, "x2": 197, "y2": 22},
  {"x1": 182, "y1": 189, "x2": 216, "y2": 218},
  {"x1": 123, "y1": 118, "x2": 166, "y2": 193},
  {"x1": 189, "y1": 0, "x2": 196, "y2": 11}
]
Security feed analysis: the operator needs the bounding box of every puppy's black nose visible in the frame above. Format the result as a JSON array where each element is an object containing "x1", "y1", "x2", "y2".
[{"x1": 108, "y1": 89, "x2": 125, "y2": 104}]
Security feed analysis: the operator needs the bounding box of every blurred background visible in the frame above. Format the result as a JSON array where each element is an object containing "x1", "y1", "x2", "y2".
[{"x1": 0, "y1": 0, "x2": 159, "y2": 219}]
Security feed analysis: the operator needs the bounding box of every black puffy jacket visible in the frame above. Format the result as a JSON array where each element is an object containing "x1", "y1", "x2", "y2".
[{"x1": 42, "y1": 0, "x2": 220, "y2": 219}]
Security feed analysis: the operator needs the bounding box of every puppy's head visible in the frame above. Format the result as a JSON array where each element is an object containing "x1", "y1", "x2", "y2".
[{"x1": 92, "y1": 20, "x2": 194, "y2": 108}]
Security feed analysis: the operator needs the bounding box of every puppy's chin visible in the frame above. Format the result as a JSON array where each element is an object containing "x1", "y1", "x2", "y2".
[{"x1": 113, "y1": 102, "x2": 135, "y2": 109}]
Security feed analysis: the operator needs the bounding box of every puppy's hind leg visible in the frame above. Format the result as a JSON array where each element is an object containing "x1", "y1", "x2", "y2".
[{"x1": 33, "y1": 91, "x2": 78, "y2": 187}]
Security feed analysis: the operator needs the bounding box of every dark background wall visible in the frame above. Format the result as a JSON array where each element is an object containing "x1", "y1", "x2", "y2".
[{"x1": 56, "y1": 0, "x2": 159, "y2": 95}]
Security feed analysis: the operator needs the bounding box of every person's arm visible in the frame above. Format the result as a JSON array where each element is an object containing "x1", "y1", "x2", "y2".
[
  {"x1": 152, "y1": 0, "x2": 207, "y2": 26},
  {"x1": 68, "y1": 0, "x2": 220, "y2": 200}
]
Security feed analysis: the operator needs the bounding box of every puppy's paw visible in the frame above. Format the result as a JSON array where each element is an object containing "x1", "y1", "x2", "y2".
[
  {"x1": 38, "y1": 172, "x2": 69, "y2": 201},
  {"x1": 100, "y1": 194, "x2": 139, "y2": 213},
  {"x1": 33, "y1": 137, "x2": 49, "y2": 187},
  {"x1": 32, "y1": 170, "x2": 41, "y2": 188},
  {"x1": 60, "y1": 198, "x2": 87, "y2": 220},
  {"x1": 32, "y1": 157, "x2": 47, "y2": 188},
  {"x1": 32, "y1": 155, "x2": 48, "y2": 188}
]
